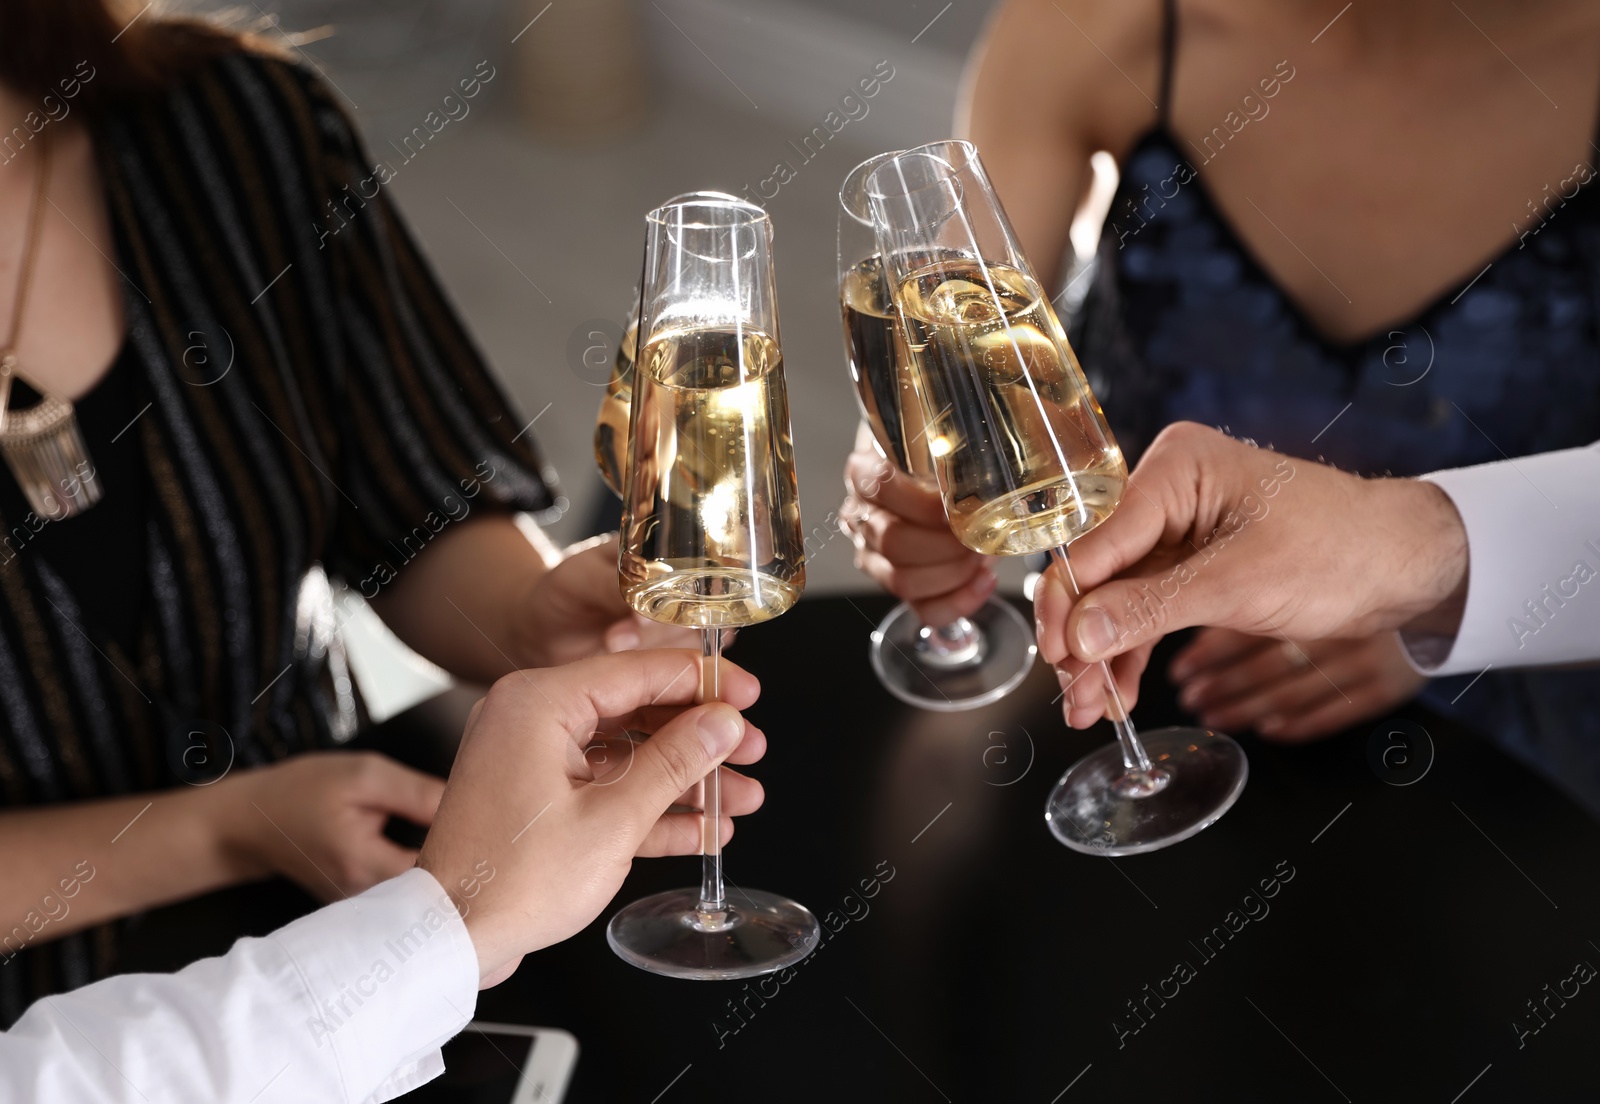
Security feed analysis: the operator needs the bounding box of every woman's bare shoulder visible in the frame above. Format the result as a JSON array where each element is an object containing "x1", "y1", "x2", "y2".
[{"x1": 966, "y1": 0, "x2": 1166, "y2": 156}]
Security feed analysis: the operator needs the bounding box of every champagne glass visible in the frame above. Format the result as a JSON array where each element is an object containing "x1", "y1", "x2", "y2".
[
  {"x1": 607, "y1": 196, "x2": 820, "y2": 977},
  {"x1": 838, "y1": 153, "x2": 1037, "y2": 712},
  {"x1": 866, "y1": 142, "x2": 1248, "y2": 856},
  {"x1": 595, "y1": 191, "x2": 746, "y2": 499}
]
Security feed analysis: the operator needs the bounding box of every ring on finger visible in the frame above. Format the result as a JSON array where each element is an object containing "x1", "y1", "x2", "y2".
[{"x1": 848, "y1": 506, "x2": 872, "y2": 549}]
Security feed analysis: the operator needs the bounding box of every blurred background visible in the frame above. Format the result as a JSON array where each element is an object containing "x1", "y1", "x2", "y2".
[{"x1": 254, "y1": 0, "x2": 1019, "y2": 711}]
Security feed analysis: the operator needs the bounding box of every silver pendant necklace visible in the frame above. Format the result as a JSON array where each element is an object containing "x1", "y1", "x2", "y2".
[{"x1": 0, "y1": 129, "x2": 101, "y2": 521}]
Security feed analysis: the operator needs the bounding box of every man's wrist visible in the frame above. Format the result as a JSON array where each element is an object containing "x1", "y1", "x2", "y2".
[
  {"x1": 1385, "y1": 478, "x2": 1469, "y2": 636},
  {"x1": 416, "y1": 860, "x2": 523, "y2": 987}
]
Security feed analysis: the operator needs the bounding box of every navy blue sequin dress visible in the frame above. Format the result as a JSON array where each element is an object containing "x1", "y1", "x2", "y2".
[{"x1": 1069, "y1": 1, "x2": 1600, "y2": 814}]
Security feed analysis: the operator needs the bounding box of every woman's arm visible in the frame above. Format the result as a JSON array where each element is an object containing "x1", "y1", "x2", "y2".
[
  {"x1": 0, "y1": 786, "x2": 244, "y2": 952},
  {"x1": 958, "y1": 0, "x2": 1162, "y2": 289},
  {"x1": 0, "y1": 752, "x2": 447, "y2": 953},
  {"x1": 366, "y1": 513, "x2": 556, "y2": 683},
  {"x1": 367, "y1": 516, "x2": 693, "y2": 684}
]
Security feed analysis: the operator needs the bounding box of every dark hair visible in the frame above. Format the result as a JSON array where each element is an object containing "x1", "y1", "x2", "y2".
[{"x1": 0, "y1": 1, "x2": 287, "y2": 117}]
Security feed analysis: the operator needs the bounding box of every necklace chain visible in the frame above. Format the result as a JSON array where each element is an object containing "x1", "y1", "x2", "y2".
[{"x1": 1, "y1": 128, "x2": 51, "y2": 366}]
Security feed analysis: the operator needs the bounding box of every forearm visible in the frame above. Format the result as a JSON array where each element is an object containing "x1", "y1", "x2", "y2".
[
  {"x1": 957, "y1": 0, "x2": 1095, "y2": 292},
  {"x1": 370, "y1": 514, "x2": 554, "y2": 684},
  {"x1": 1376, "y1": 478, "x2": 1469, "y2": 637},
  {"x1": 0, "y1": 869, "x2": 477, "y2": 1104},
  {"x1": 0, "y1": 783, "x2": 250, "y2": 952}
]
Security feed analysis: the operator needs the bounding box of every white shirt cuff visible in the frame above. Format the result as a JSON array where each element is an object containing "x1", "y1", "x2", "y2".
[
  {"x1": 271, "y1": 867, "x2": 480, "y2": 1103},
  {"x1": 1400, "y1": 443, "x2": 1600, "y2": 676}
]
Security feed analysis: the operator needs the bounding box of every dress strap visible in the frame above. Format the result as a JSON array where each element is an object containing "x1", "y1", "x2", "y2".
[{"x1": 1158, "y1": 0, "x2": 1178, "y2": 123}]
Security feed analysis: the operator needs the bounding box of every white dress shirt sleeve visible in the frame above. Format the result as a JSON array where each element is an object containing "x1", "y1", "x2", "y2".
[
  {"x1": 1401, "y1": 442, "x2": 1600, "y2": 676},
  {"x1": 0, "y1": 867, "x2": 478, "y2": 1104}
]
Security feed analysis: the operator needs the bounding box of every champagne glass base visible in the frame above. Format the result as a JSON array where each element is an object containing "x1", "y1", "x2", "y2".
[
  {"x1": 1044, "y1": 728, "x2": 1248, "y2": 857},
  {"x1": 869, "y1": 599, "x2": 1036, "y2": 712},
  {"x1": 607, "y1": 887, "x2": 821, "y2": 980}
]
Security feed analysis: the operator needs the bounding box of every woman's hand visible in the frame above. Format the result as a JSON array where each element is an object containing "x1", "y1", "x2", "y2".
[
  {"x1": 1170, "y1": 628, "x2": 1427, "y2": 741},
  {"x1": 370, "y1": 519, "x2": 698, "y2": 683},
  {"x1": 841, "y1": 440, "x2": 997, "y2": 626},
  {"x1": 218, "y1": 752, "x2": 445, "y2": 902},
  {"x1": 512, "y1": 534, "x2": 699, "y2": 665}
]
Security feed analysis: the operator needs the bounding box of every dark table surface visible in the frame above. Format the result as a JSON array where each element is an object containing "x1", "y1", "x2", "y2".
[{"x1": 126, "y1": 595, "x2": 1600, "y2": 1102}]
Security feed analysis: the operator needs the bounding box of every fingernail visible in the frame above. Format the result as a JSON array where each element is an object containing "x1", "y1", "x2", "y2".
[
  {"x1": 975, "y1": 569, "x2": 999, "y2": 597},
  {"x1": 609, "y1": 626, "x2": 642, "y2": 652},
  {"x1": 1169, "y1": 657, "x2": 1194, "y2": 681},
  {"x1": 1178, "y1": 680, "x2": 1206, "y2": 710},
  {"x1": 697, "y1": 706, "x2": 744, "y2": 757},
  {"x1": 1073, "y1": 606, "x2": 1118, "y2": 658},
  {"x1": 1056, "y1": 669, "x2": 1082, "y2": 710},
  {"x1": 1200, "y1": 714, "x2": 1225, "y2": 732},
  {"x1": 1035, "y1": 569, "x2": 1067, "y2": 607},
  {"x1": 1257, "y1": 715, "x2": 1282, "y2": 736}
]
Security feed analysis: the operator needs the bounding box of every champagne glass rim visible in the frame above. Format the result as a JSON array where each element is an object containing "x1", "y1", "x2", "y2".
[
  {"x1": 863, "y1": 147, "x2": 967, "y2": 201},
  {"x1": 666, "y1": 189, "x2": 745, "y2": 204},
  {"x1": 647, "y1": 195, "x2": 769, "y2": 231},
  {"x1": 839, "y1": 149, "x2": 906, "y2": 225},
  {"x1": 903, "y1": 138, "x2": 978, "y2": 165}
]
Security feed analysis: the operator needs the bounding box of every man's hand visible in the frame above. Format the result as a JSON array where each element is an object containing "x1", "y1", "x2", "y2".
[
  {"x1": 417, "y1": 650, "x2": 767, "y2": 988},
  {"x1": 1035, "y1": 423, "x2": 1468, "y2": 727}
]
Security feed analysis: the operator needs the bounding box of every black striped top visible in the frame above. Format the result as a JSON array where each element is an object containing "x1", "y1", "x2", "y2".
[{"x1": 0, "y1": 48, "x2": 558, "y2": 1020}]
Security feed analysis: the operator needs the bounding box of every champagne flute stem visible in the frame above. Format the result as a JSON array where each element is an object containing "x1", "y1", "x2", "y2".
[
  {"x1": 927, "y1": 617, "x2": 979, "y2": 654},
  {"x1": 1048, "y1": 546, "x2": 1155, "y2": 776},
  {"x1": 698, "y1": 628, "x2": 727, "y2": 918}
]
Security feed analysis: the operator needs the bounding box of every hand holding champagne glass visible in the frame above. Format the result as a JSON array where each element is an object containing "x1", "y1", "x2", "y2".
[
  {"x1": 838, "y1": 153, "x2": 1037, "y2": 711},
  {"x1": 607, "y1": 195, "x2": 820, "y2": 978},
  {"x1": 866, "y1": 142, "x2": 1248, "y2": 855}
]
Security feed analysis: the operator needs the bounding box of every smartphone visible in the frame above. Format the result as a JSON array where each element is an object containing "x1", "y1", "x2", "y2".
[{"x1": 394, "y1": 1021, "x2": 579, "y2": 1103}]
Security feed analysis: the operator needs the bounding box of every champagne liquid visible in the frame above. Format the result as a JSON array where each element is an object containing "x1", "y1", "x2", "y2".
[
  {"x1": 620, "y1": 327, "x2": 805, "y2": 627},
  {"x1": 840, "y1": 256, "x2": 938, "y2": 482},
  {"x1": 895, "y1": 259, "x2": 1127, "y2": 556},
  {"x1": 593, "y1": 321, "x2": 639, "y2": 498}
]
